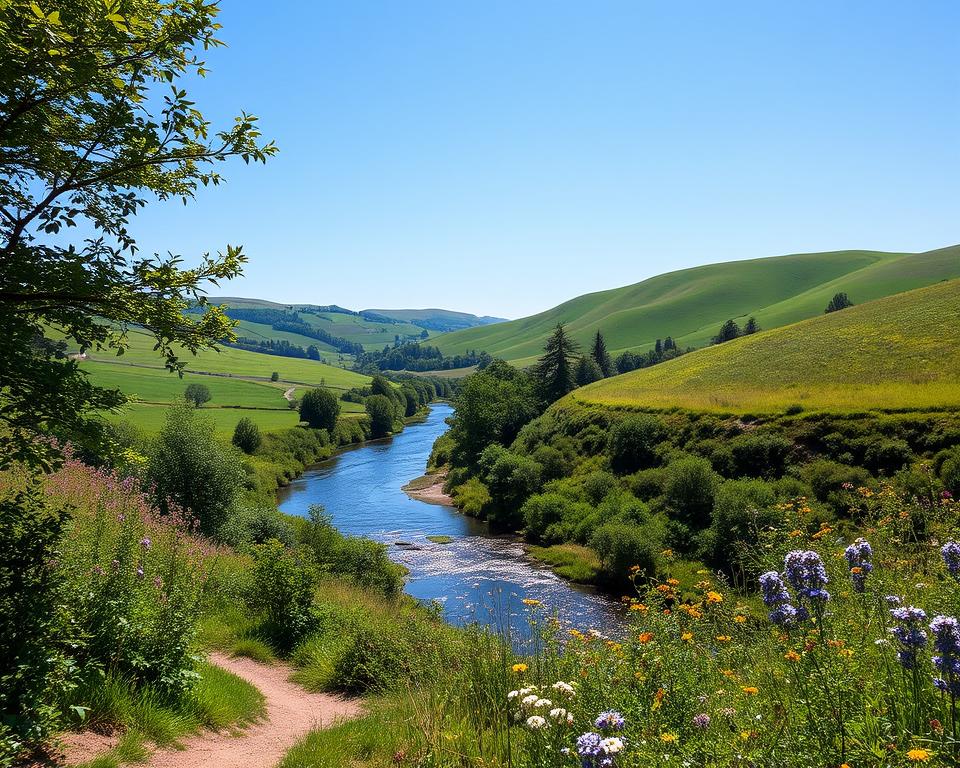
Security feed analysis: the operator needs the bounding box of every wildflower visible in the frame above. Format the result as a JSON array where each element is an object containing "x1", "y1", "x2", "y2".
[
  {"x1": 576, "y1": 732, "x2": 603, "y2": 763},
  {"x1": 716, "y1": 635, "x2": 732, "y2": 643},
  {"x1": 522, "y1": 598, "x2": 542, "y2": 607},
  {"x1": 525, "y1": 715, "x2": 547, "y2": 730},
  {"x1": 551, "y1": 681, "x2": 576, "y2": 698},
  {"x1": 784, "y1": 550, "x2": 830, "y2": 606},
  {"x1": 533, "y1": 698, "x2": 552, "y2": 709},
  {"x1": 706, "y1": 591, "x2": 723, "y2": 604},
  {"x1": 135, "y1": 565, "x2": 144, "y2": 579},
  {"x1": 549, "y1": 707, "x2": 573, "y2": 725},
  {"x1": 886, "y1": 595, "x2": 902, "y2": 607},
  {"x1": 907, "y1": 748, "x2": 932, "y2": 762},
  {"x1": 890, "y1": 606, "x2": 928, "y2": 669},
  {"x1": 629, "y1": 602, "x2": 648, "y2": 613},
  {"x1": 941, "y1": 542, "x2": 960, "y2": 580},
  {"x1": 759, "y1": 571, "x2": 798, "y2": 627},
  {"x1": 741, "y1": 686, "x2": 759, "y2": 696},
  {"x1": 721, "y1": 669, "x2": 736, "y2": 678},
  {"x1": 734, "y1": 615, "x2": 747, "y2": 624},
  {"x1": 521, "y1": 694, "x2": 539, "y2": 709},
  {"x1": 507, "y1": 690, "x2": 520, "y2": 701},
  {"x1": 139, "y1": 537, "x2": 152, "y2": 549},
  {"x1": 930, "y1": 615, "x2": 960, "y2": 696},
  {"x1": 843, "y1": 537, "x2": 873, "y2": 592},
  {"x1": 595, "y1": 710, "x2": 625, "y2": 731},
  {"x1": 784, "y1": 650, "x2": 801, "y2": 662},
  {"x1": 638, "y1": 632, "x2": 654, "y2": 644},
  {"x1": 692, "y1": 713, "x2": 711, "y2": 729},
  {"x1": 511, "y1": 663, "x2": 528, "y2": 673},
  {"x1": 660, "y1": 733, "x2": 677, "y2": 743},
  {"x1": 681, "y1": 632, "x2": 693, "y2": 643},
  {"x1": 600, "y1": 737, "x2": 625, "y2": 754},
  {"x1": 719, "y1": 707, "x2": 736, "y2": 717}
]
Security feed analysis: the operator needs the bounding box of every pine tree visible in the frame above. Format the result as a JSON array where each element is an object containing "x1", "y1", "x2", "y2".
[
  {"x1": 590, "y1": 330, "x2": 613, "y2": 377},
  {"x1": 664, "y1": 336, "x2": 676, "y2": 351},
  {"x1": 535, "y1": 324, "x2": 580, "y2": 402},
  {"x1": 825, "y1": 292, "x2": 854, "y2": 313},
  {"x1": 712, "y1": 319, "x2": 741, "y2": 344},
  {"x1": 654, "y1": 339, "x2": 663, "y2": 357},
  {"x1": 744, "y1": 317, "x2": 759, "y2": 335}
]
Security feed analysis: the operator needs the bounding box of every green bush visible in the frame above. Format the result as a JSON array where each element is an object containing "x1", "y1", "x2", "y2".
[
  {"x1": 246, "y1": 540, "x2": 318, "y2": 653},
  {"x1": 299, "y1": 388, "x2": 340, "y2": 431},
  {"x1": 0, "y1": 484, "x2": 72, "y2": 760},
  {"x1": 663, "y1": 456, "x2": 718, "y2": 529},
  {"x1": 522, "y1": 492, "x2": 583, "y2": 544},
  {"x1": 147, "y1": 401, "x2": 245, "y2": 536},
  {"x1": 729, "y1": 432, "x2": 793, "y2": 478},
  {"x1": 590, "y1": 523, "x2": 660, "y2": 586},
  {"x1": 624, "y1": 467, "x2": 668, "y2": 500},
  {"x1": 863, "y1": 437, "x2": 913, "y2": 475},
  {"x1": 452, "y1": 477, "x2": 491, "y2": 519},
  {"x1": 219, "y1": 505, "x2": 295, "y2": 549},
  {"x1": 700, "y1": 478, "x2": 779, "y2": 573},
  {"x1": 231, "y1": 417, "x2": 262, "y2": 454},
  {"x1": 365, "y1": 394, "x2": 396, "y2": 438},
  {"x1": 479, "y1": 447, "x2": 543, "y2": 528},
  {"x1": 608, "y1": 414, "x2": 667, "y2": 473}
]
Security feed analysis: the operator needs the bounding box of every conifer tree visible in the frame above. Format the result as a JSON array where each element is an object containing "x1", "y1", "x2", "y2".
[
  {"x1": 825, "y1": 292, "x2": 854, "y2": 313},
  {"x1": 744, "y1": 317, "x2": 760, "y2": 335},
  {"x1": 590, "y1": 331, "x2": 613, "y2": 377},
  {"x1": 712, "y1": 319, "x2": 741, "y2": 344},
  {"x1": 655, "y1": 339, "x2": 663, "y2": 357},
  {"x1": 534, "y1": 324, "x2": 579, "y2": 402}
]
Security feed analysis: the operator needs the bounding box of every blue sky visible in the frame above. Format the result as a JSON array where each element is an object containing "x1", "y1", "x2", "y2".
[{"x1": 130, "y1": 1, "x2": 959, "y2": 318}]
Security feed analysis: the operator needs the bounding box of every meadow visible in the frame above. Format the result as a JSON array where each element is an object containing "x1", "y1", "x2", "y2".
[
  {"x1": 574, "y1": 279, "x2": 960, "y2": 414},
  {"x1": 433, "y1": 245, "x2": 960, "y2": 366}
]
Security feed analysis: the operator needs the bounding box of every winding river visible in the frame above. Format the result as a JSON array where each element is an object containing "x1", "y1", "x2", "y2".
[{"x1": 277, "y1": 403, "x2": 624, "y2": 639}]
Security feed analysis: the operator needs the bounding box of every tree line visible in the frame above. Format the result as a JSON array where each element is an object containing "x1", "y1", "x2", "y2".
[{"x1": 353, "y1": 341, "x2": 492, "y2": 374}]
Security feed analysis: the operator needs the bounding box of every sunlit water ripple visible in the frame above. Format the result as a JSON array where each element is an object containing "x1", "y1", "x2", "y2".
[{"x1": 278, "y1": 403, "x2": 625, "y2": 641}]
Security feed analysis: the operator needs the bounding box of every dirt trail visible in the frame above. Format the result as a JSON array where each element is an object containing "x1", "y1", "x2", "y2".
[
  {"x1": 282, "y1": 387, "x2": 296, "y2": 401},
  {"x1": 144, "y1": 653, "x2": 359, "y2": 768}
]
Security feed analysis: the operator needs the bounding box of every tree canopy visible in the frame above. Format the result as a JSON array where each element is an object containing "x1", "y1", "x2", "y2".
[
  {"x1": 0, "y1": 0, "x2": 276, "y2": 467},
  {"x1": 590, "y1": 330, "x2": 612, "y2": 377},
  {"x1": 534, "y1": 324, "x2": 579, "y2": 402},
  {"x1": 825, "y1": 292, "x2": 854, "y2": 313}
]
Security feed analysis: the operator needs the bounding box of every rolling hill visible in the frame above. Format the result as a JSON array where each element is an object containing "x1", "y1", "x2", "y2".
[
  {"x1": 432, "y1": 245, "x2": 960, "y2": 366},
  {"x1": 570, "y1": 278, "x2": 960, "y2": 414},
  {"x1": 363, "y1": 308, "x2": 507, "y2": 332}
]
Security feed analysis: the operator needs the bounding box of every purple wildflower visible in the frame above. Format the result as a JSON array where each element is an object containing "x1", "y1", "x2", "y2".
[
  {"x1": 140, "y1": 537, "x2": 152, "y2": 550},
  {"x1": 931, "y1": 615, "x2": 960, "y2": 696},
  {"x1": 692, "y1": 713, "x2": 711, "y2": 729},
  {"x1": 784, "y1": 550, "x2": 830, "y2": 604},
  {"x1": 941, "y1": 542, "x2": 960, "y2": 580},
  {"x1": 135, "y1": 565, "x2": 144, "y2": 579},
  {"x1": 759, "y1": 571, "x2": 798, "y2": 627},
  {"x1": 844, "y1": 538, "x2": 873, "y2": 592},
  {"x1": 890, "y1": 605, "x2": 928, "y2": 669},
  {"x1": 594, "y1": 710, "x2": 625, "y2": 731}
]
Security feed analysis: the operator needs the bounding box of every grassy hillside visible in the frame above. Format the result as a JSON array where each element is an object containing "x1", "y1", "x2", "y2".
[
  {"x1": 76, "y1": 330, "x2": 371, "y2": 433},
  {"x1": 573, "y1": 278, "x2": 960, "y2": 413},
  {"x1": 364, "y1": 307, "x2": 507, "y2": 331},
  {"x1": 433, "y1": 245, "x2": 960, "y2": 366}
]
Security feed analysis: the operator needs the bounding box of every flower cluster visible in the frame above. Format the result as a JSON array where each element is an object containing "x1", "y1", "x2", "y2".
[
  {"x1": 507, "y1": 680, "x2": 576, "y2": 730},
  {"x1": 577, "y1": 711, "x2": 626, "y2": 767},
  {"x1": 844, "y1": 538, "x2": 873, "y2": 592},
  {"x1": 941, "y1": 541, "x2": 960, "y2": 580},
  {"x1": 759, "y1": 571, "x2": 798, "y2": 627},
  {"x1": 890, "y1": 605, "x2": 928, "y2": 669},
  {"x1": 930, "y1": 615, "x2": 960, "y2": 696},
  {"x1": 784, "y1": 549, "x2": 830, "y2": 606}
]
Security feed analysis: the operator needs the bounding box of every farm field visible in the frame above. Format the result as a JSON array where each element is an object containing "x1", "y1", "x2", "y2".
[
  {"x1": 433, "y1": 244, "x2": 960, "y2": 365},
  {"x1": 572, "y1": 278, "x2": 960, "y2": 413}
]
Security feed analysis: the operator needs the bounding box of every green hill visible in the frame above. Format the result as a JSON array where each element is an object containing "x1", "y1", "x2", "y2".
[
  {"x1": 433, "y1": 245, "x2": 960, "y2": 366},
  {"x1": 571, "y1": 279, "x2": 960, "y2": 413},
  {"x1": 363, "y1": 307, "x2": 507, "y2": 332}
]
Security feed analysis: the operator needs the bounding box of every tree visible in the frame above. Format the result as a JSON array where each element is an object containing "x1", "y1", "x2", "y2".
[
  {"x1": 299, "y1": 388, "x2": 340, "y2": 431},
  {"x1": 590, "y1": 331, "x2": 612, "y2": 377},
  {"x1": 712, "y1": 319, "x2": 741, "y2": 344},
  {"x1": 825, "y1": 292, "x2": 854, "y2": 313},
  {"x1": 183, "y1": 382, "x2": 211, "y2": 407},
  {"x1": 232, "y1": 417, "x2": 262, "y2": 454},
  {"x1": 365, "y1": 394, "x2": 395, "y2": 438},
  {"x1": 147, "y1": 401, "x2": 245, "y2": 536},
  {"x1": 743, "y1": 317, "x2": 760, "y2": 335},
  {"x1": 608, "y1": 415, "x2": 667, "y2": 473},
  {"x1": 534, "y1": 324, "x2": 579, "y2": 402},
  {"x1": 271, "y1": 372, "x2": 280, "y2": 382},
  {"x1": 306, "y1": 345, "x2": 321, "y2": 360},
  {"x1": 0, "y1": 1, "x2": 276, "y2": 468},
  {"x1": 574, "y1": 356, "x2": 604, "y2": 386}
]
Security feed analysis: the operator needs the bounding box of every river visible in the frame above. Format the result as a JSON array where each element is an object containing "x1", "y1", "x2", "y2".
[{"x1": 277, "y1": 403, "x2": 624, "y2": 639}]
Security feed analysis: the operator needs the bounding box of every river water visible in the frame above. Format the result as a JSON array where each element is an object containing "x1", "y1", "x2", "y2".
[{"x1": 277, "y1": 403, "x2": 624, "y2": 639}]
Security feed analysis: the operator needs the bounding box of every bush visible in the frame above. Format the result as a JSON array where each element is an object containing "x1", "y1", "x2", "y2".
[
  {"x1": 0, "y1": 484, "x2": 72, "y2": 759},
  {"x1": 700, "y1": 479, "x2": 779, "y2": 573},
  {"x1": 452, "y1": 477, "x2": 491, "y2": 519},
  {"x1": 863, "y1": 438, "x2": 913, "y2": 475},
  {"x1": 184, "y1": 382, "x2": 211, "y2": 407},
  {"x1": 729, "y1": 432, "x2": 793, "y2": 478},
  {"x1": 608, "y1": 415, "x2": 667, "y2": 473},
  {"x1": 270, "y1": 371, "x2": 280, "y2": 382},
  {"x1": 219, "y1": 505, "x2": 295, "y2": 549},
  {"x1": 147, "y1": 401, "x2": 245, "y2": 536},
  {"x1": 663, "y1": 456, "x2": 718, "y2": 529},
  {"x1": 299, "y1": 388, "x2": 340, "y2": 431},
  {"x1": 590, "y1": 523, "x2": 659, "y2": 586},
  {"x1": 246, "y1": 540, "x2": 318, "y2": 653},
  {"x1": 479, "y1": 447, "x2": 542, "y2": 528},
  {"x1": 365, "y1": 394, "x2": 396, "y2": 438},
  {"x1": 939, "y1": 451, "x2": 960, "y2": 496},
  {"x1": 232, "y1": 417, "x2": 262, "y2": 454},
  {"x1": 522, "y1": 492, "x2": 581, "y2": 544}
]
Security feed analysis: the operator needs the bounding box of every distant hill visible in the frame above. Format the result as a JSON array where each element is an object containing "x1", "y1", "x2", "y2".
[
  {"x1": 432, "y1": 245, "x2": 960, "y2": 366},
  {"x1": 571, "y1": 279, "x2": 960, "y2": 414},
  {"x1": 363, "y1": 308, "x2": 507, "y2": 333}
]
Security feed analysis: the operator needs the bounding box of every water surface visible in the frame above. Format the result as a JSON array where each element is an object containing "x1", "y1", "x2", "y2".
[{"x1": 278, "y1": 404, "x2": 624, "y2": 638}]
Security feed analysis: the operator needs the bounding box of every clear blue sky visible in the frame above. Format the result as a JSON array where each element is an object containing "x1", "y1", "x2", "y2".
[{"x1": 130, "y1": 1, "x2": 959, "y2": 319}]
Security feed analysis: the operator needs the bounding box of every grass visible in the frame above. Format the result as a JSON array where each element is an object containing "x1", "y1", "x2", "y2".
[
  {"x1": 433, "y1": 244, "x2": 960, "y2": 365},
  {"x1": 574, "y1": 278, "x2": 960, "y2": 413},
  {"x1": 103, "y1": 401, "x2": 302, "y2": 434},
  {"x1": 69, "y1": 663, "x2": 264, "y2": 768},
  {"x1": 527, "y1": 543, "x2": 601, "y2": 583},
  {"x1": 426, "y1": 535, "x2": 454, "y2": 544}
]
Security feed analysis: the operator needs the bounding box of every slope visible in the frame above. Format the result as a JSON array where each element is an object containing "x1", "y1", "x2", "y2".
[
  {"x1": 571, "y1": 279, "x2": 960, "y2": 413},
  {"x1": 433, "y1": 245, "x2": 960, "y2": 366}
]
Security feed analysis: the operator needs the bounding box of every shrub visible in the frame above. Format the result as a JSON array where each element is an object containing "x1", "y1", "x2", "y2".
[
  {"x1": 480, "y1": 448, "x2": 543, "y2": 528},
  {"x1": 246, "y1": 540, "x2": 318, "y2": 653},
  {"x1": 270, "y1": 371, "x2": 280, "y2": 382},
  {"x1": 531, "y1": 445, "x2": 569, "y2": 481},
  {"x1": 700, "y1": 479, "x2": 779, "y2": 573},
  {"x1": 582, "y1": 470, "x2": 618, "y2": 505},
  {"x1": 183, "y1": 382, "x2": 211, "y2": 407},
  {"x1": 802, "y1": 459, "x2": 871, "y2": 509},
  {"x1": 232, "y1": 417, "x2": 262, "y2": 454},
  {"x1": 729, "y1": 432, "x2": 793, "y2": 478},
  {"x1": 663, "y1": 456, "x2": 718, "y2": 529},
  {"x1": 452, "y1": 477, "x2": 491, "y2": 519},
  {"x1": 590, "y1": 523, "x2": 659, "y2": 586},
  {"x1": 863, "y1": 438, "x2": 913, "y2": 475},
  {"x1": 940, "y1": 451, "x2": 960, "y2": 496},
  {"x1": 147, "y1": 401, "x2": 245, "y2": 536},
  {"x1": 299, "y1": 388, "x2": 340, "y2": 431},
  {"x1": 625, "y1": 467, "x2": 668, "y2": 501},
  {"x1": 608, "y1": 415, "x2": 668, "y2": 473},
  {"x1": 522, "y1": 492, "x2": 577, "y2": 544},
  {"x1": 0, "y1": 484, "x2": 72, "y2": 759},
  {"x1": 218, "y1": 505, "x2": 295, "y2": 549},
  {"x1": 365, "y1": 394, "x2": 395, "y2": 438}
]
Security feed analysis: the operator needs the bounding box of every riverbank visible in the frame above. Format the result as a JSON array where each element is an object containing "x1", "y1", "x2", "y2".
[{"x1": 401, "y1": 471, "x2": 453, "y2": 505}]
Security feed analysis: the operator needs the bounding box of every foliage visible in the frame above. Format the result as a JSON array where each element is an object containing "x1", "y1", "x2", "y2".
[
  {"x1": 608, "y1": 414, "x2": 667, "y2": 474},
  {"x1": 299, "y1": 388, "x2": 340, "y2": 431},
  {"x1": 574, "y1": 356, "x2": 604, "y2": 386},
  {"x1": 231, "y1": 417, "x2": 262, "y2": 454},
  {"x1": 533, "y1": 323, "x2": 580, "y2": 402},
  {"x1": 0, "y1": 0, "x2": 275, "y2": 467},
  {"x1": 590, "y1": 331, "x2": 612, "y2": 377},
  {"x1": 0, "y1": 484, "x2": 72, "y2": 760},
  {"x1": 146, "y1": 401, "x2": 245, "y2": 536},
  {"x1": 663, "y1": 456, "x2": 718, "y2": 529},
  {"x1": 712, "y1": 318, "x2": 741, "y2": 344},
  {"x1": 826, "y1": 291, "x2": 854, "y2": 312},
  {"x1": 183, "y1": 382, "x2": 211, "y2": 408},
  {"x1": 590, "y1": 523, "x2": 660, "y2": 586},
  {"x1": 365, "y1": 394, "x2": 396, "y2": 438},
  {"x1": 245, "y1": 540, "x2": 318, "y2": 653}
]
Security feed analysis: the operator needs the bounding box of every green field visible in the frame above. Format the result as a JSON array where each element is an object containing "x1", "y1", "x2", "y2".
[
  {"x1": 433, "y1": 244, "x2": 960, "y2": 365},
  {"x1": 572, "y1": 279, "x2": 960, "y2": 413}
]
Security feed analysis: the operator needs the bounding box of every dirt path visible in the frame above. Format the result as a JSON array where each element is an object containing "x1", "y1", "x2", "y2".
[{"x1": 282, "y1": 387, "x2": 296, "y2": 401}]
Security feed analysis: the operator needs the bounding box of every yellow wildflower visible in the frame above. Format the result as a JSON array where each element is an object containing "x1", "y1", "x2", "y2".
[
  {"x1": 522, "y1": 598, "x2": 541, "y2": 607},
  {"x1": 681, "y1": 632, "x2": 693, "y2": 643},
  {"x1": 784, "y1": 650, "x2": 801, "y2": 662},
  {"x1": 907, "y1": 748, "x2": 932, "y2": 762},
  {"x1": 638, "y1": 631, "x2": 654, "y2": 644},
  {"x1": 733, "y1": 615, "x2": 747, "y2": 624},
  {"x1": 660, "y1": 733, "x2": 677, "y2": 743},
  {"x1": 741, "y1": 686, "x2": 759, "y2": 695},
  {"x1": 716, "y1": 635, "x2": 732, "y2": 643},
  {"x1": 706, "y1": 591, "x2": 723, "y2": 604},
  {"x1": 511, "y1": 663, "x2": 528, "y2": 673}
]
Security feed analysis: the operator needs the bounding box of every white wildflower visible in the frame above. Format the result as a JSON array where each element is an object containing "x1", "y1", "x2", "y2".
[{"x1": 526, "y1": 715, "x2": 548, "y2": 730}]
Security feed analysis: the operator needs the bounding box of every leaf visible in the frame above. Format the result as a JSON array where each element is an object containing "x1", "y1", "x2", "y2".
[
  {"x1": 29, "y1": 2, "x2": 44, "y2": 18},
  {"x1": 112, "y1": 77, "x2": 125, "y2": 90},
  {"x1": 106, "y1": 12, "x2": 124, "y2": 22},
  {"x1": 46, "y1": 9, "x2": 60, "y2": 24}
]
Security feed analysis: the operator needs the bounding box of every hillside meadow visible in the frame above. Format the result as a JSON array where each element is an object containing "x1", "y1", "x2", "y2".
[
  {"x1": 433, "y1": 245, "x2": 960, "y2": 366},
  {"x1": 573, "y1": 279, "x2": 960, "y2": 414}
]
